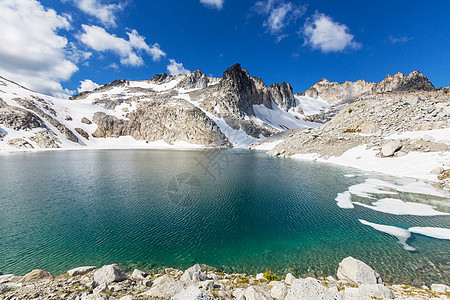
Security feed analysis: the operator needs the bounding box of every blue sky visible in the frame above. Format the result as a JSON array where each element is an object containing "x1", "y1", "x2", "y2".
[{"x1": 0, "y1": 0, "x2": 449, "y2": 98}]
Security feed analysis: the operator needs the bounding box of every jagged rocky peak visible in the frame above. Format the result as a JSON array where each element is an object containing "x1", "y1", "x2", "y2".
[
  {"x1": 375, "y1": 70, "x2": 435, "y2": 92},
  {"x1": 149, "y1": 73, "x2": 174, "y2": 84},
  {"x1": 175, "y1": 69, "x2": 209, "y2": 90},
  {"x1": 268, "y1": 82, "x2": 296, "y2": 111}
]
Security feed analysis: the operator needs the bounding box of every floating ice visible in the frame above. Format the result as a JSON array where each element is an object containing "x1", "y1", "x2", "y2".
[
  {"x1": 354, "y1": 198, "x2": 449, "y2": 216},
  {"x1": 359, "y1": 219, "x2": 415, "y2": 251},
  {"x1": 335, "y1": 191, "x2": 354, "y2": 208},
  {"x1": 409, "y1": 227, "x2": 450, "y2": 240}
]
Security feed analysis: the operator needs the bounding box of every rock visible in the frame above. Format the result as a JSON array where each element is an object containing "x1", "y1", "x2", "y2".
[
  {"x1": 142, "y1": 280, "x2": 184, "y2": 299},
  {"x1": 81, "y1": 117, "x2": 92, "y2": 125},
  {"x1": 431, "y1": 284, "x2": 449, "y2": 293},
  {"x1": 285, "y1": 278, "x2": 339, "y2": 300},
  {"x1": 180, "y1": 264, "x2": 207, "y2": 282},
  {"x1": 172, "y1": 285, "x2": 212, "y2": 300},
  {"x1": 431, "y1": 167, "x2": 443, "y2": 175},
  {"x1": 153, "y1": 274, "x2": 175, "y2": 287},
  {"x1": 21, "y1": 269, "x2": 53, "y2": 283},
  {"x1": 93, "y1": 264, "x2": 127, "y2": 285},
  {"x1": 68, "y1": 266, "x2": 96, "y2": 276},
  {"x1": 359, "y1": 284, "x2": 394, "y2": 299},
  {"x1": 285, "y1": 273, "x2": 296, "y2": 285},
  {"x1": 29, "y1": 129, "x2": 61, "y2": 148},
  {"x1": 337, "y1": 257, "x2": 382, "y2": 286},
  {"x1": 0, "y1": 284, "x2": 9, "y2": 294},
  {"x1": 75, "y1": 127, "x2": 90, "y2": 140},
  {"x1": 131, "y1": 269, "x2": 147, "y2": 280},
  {"x1": 93, "y1": 283, "x2": 109, "y2": 295},
  {"x1": 255, "y1": 273, "x2": 268, "y2": 281},
  {"x1": 422, "y1": 134, "x2": 435, "y2": 142},
  {"x1": 7, "y1": 138, "x2": 34, "y2": 149},
  {"x1": 270, "y1": 282, "x2": 288, "y2": 300},
  {"x1": 119, "y1": 296, "x2": 136, "y2": 300},
  {"x1": 381, "y1": 140, "x2": 402, "y2": 157},
  {"x1": 244, "y1": 286, "x2": 273, "y2": 300}
]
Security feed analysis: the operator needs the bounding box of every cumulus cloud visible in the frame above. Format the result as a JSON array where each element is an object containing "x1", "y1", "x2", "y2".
[
  {"x1": 77, "y1": 79, "x2": 100, "y2": 93},
  {"x1": 0, "y1": 0, "x2": 79, "y2": 98},
  {"x1": 200, "y1": 0, "x2": 224, "y2": 10},
  {"x1": 303, "y1": 13, "x2": 361, "y2": 53},
  {"x1": 79, "y1": 25, "x2": 166, "y2": 67},
  {"x1": 167, "y1": 59, "x2": 190, "y2": 75},
  {"x1": 73, "y1": 0, "x2": 123, "y2": 27},
  {"x1": 254, "y1": 0, "x2": 307, "y2": 37}
]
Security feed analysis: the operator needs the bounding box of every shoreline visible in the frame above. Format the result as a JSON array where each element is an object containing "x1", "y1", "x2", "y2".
[{"x1": 1, "y1": 257, "x2": 449, "y2": 300}]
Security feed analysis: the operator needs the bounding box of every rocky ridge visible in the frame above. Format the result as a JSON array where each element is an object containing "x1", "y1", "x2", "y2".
[{"x1": 1, "y1": 257, "x2": 448, "y2": 300}]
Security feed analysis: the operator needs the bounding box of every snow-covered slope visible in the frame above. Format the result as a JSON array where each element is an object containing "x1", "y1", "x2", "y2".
[{"x1": 0, "y1": 66, "x2": 323, "y2": 151}]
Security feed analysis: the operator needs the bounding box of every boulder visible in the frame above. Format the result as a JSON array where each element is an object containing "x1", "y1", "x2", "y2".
[
  {"x1": 255, "y1": 273, "x2": 268, "y2": 281},
  {"x1": 359, "y1": 284, "x2": 394, "y2": 299},
  {"x1": 180, "y1": 264, "x2": 207, "y2": 282},
  {"x1": 67, "y1": 266, "x2": 96, "y2": 277},
  {"x1": 381, "y1": 140, "x2": 402, "y2": 157},
  {"x1": 153, "y1": 274, "x2": 174, "y2": 287},
  {"x1": 0, "y1": 284, "x2": 9, "y2": 294},
  {"x1": 285, "y1": 273, "x2": 296, "y2": 285},
  {"x1": 93, "y1": 264, "x2": 127, "y2": 285},
  {"x1": 431, "y1": 284, "x2": 449, "y2": 293},
  {"x1": 244, "y1": 286, "x2": 273, "y2": 300},
  {"x1": 93, "y1": 283, "x2": 109, "y2": 295},
  {"x1": 131, "y1": 269, "x2": 147, "y2": 280},
  {"x1": 21, "y1": 269, "x2": 53, "y2": 283},
  {"x1": 172, "y1": 285, "x2": 212, "y2": 300},
  {"x1": 142, "y1": 280, "x2": 184, "y2": 299},
  {"x1": 337, "y1": 257, "x2": 382, "y2": 285},
  {"x1": 270, "y1": 282, "x2": 288, "y2": 299},
  {"x1": 285, "y1": 278, "x2": 340, "y2": 300}
]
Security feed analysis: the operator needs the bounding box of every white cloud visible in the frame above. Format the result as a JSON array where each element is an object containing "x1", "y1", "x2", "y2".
[
  {"x1": 167, "y1": 59, "x2": 190, "y2": 75},
  {"x1": 303, "y1": 13, "x2": 361, "y2": 53},
  {"x1": 79, "y1": 25, "x2": 166, "y2": 67},
  {"x1": 254, "y1": 0, "x2": 306, "y2": 36},
  {"x1": 77, "y1": 79, "x2": 100, "y2": 93},
  {"x1": 0, "y1": 0, "x2": 78, "y2": 98},
  {"x1": 200, "y1": 0, "x2": 224, "y2": 10},
  {"x1": 389, "y1": 35, "x2": 412, "y2": 44},
  {"x1": 73, "y1": 0, "x2": 123, "y2": 27}
]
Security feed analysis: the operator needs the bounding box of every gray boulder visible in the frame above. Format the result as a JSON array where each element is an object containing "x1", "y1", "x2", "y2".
[
  {"x1": 337, "y1": 257, "x2": 382, "y2": 286},
  {"x1": 68, "y1": 266, "x2": 96, "y2": 276},
  {"x1": 93, "y1": 264, "x2": 127, "y2": 285},
  {"x1": 244, "y1": 286, "x2": 273, "y2": 300},
  {"x1": 270, "y1": 282, "x2": 288, "y2": 299},
  {"x1": 172, "y1": 285, "x2": 212, "y2": 300},
  {"x1": 381, "y1": 140, "x2": 402, "y2": 157},
  {"x1": 180, "y1": 264, "x2": 207, "y2": 282},
  {"x1": 285, "y1": 278, "x2": 340, "y2": 300}
]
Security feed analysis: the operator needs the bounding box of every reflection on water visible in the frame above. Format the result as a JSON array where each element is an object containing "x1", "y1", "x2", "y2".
[{"x1": 0, "y1": 149, "x2": 448, "y2": 286}]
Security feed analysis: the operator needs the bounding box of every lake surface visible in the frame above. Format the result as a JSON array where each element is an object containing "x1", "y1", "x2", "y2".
[{"x1": 0, "y1": 149, "x2": 448, "y2": 286}]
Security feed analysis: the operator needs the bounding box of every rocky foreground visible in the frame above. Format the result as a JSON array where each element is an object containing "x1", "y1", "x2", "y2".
[{"x1": 1, "y1": 257, "x2": 449, "y2": 300}]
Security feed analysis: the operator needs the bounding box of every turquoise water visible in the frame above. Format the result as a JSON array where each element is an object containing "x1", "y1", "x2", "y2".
[{"x1": 0, "y1": 149, "x2": 448, "y2": 286}]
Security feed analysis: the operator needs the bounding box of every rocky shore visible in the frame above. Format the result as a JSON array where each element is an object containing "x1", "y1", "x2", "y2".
[{"x1": 1, "y1": 257, "x2": 448, "y2": 300}]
